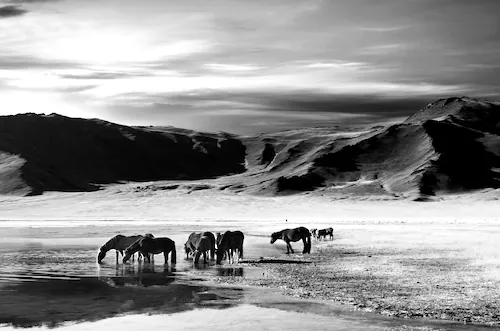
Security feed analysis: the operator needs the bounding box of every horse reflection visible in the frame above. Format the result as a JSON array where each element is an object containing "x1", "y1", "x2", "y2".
[
  {"x1": 216, "y1": 267, "x2": 244, "y2": 277},
  {"x1": 98, "y1": 263, "x2": 176, "y2": 287}
]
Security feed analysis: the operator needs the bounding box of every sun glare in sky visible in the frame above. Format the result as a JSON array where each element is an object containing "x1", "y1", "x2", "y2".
[{"x1": 0, "y1": 0, "x2": 499, "y2": 133}]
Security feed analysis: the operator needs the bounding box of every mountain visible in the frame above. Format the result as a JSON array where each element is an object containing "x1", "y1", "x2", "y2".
[
  {"x1": 0, "y1": 113, "x2": 246, "y2": 196},
  {"x1": 0, "y1": 96, "x2": 499, "y2": 199},
  {"x1": 230, "y1": 96, "x2": 499, "y2": 200}
]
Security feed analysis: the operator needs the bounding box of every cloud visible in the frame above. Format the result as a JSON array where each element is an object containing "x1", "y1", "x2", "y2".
[
  {"x1": 203, "y1": 63, "x2": 264, "y2": 72},
  {"x1": 360, "y1": 43, "x2": 411, "y2": 55},
  {"x1": 7, "y1": 0, "x2": 61, "y2": 3},
  {"x1": 304, "y1": 61, "x2": 367, "y2": 69},
  {"x1": 161, "y1": 91, "x2": 434, "y2": 119},
  {"x1": 358, "y1": 25, "x2": 411, "y2": 32},
  {"x1": 0, "y1": 5, "x2": 27, "y2": 18}
]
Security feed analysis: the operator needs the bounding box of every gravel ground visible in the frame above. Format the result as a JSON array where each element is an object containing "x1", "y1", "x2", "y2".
[{"x1": 213, "y1": 240, "x2": 500, "y2": 328}]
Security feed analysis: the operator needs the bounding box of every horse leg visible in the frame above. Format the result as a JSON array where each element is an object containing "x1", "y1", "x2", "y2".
[
  {"x1": 302, "y1": 237, "x2": 307, "y2": 254},
  {"x1": 164, "y1": 251, "x2": 168, "y2": 264},
  {"x1": 287, "y1": 241, "x2": 294, "y2": 254}
]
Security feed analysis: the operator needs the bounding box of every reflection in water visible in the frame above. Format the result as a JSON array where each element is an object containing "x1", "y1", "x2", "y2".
[
  {"x1": 97, "y1": 263, "x2": 176, "y2": 287},
  {"x1": 217, "y1": 267, "x2": 244, "y2": 277}
]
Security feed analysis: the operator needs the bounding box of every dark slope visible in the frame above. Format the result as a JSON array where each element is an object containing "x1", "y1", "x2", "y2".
[
  {"x1": 1, "y1": 96, "x2": 498, "y2": 199},
  {"x1": 0, "y1": 114, "x2": 246, "y2": 195},
  {"x1": 231, "y1": 97, "x2": 500, "y2": 199}
]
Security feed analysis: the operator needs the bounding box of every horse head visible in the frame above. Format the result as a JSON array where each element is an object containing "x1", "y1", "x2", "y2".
[
  {"x1": 215, "y1": 247, "x2": 224, "y2": 264},
  {"x1": 270, "y1": 232, "x2": 281, "y2": 244},
  {"x1": 122, "y1": 239, "x2": 142, "y2": 263},
  {"x1": 97, "y1": 246, "x2": 107, "y2": 264}
]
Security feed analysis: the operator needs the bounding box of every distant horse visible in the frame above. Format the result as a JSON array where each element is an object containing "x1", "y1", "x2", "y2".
[
  {"x1": 193, "y1": 236, "x2": 212, "y2": 264},
  {"x1": 97, "y1": 234, "x2": 153, "y2": 264},
  {"x1": 185, "y1": 232, "x2": 216, "y2": 260},
  {"x1": 270, "y1": 227, "x2": 311, "y2": 254},
  {"x1": 123, "y1": 237, "x2": 176, "y2": 264},
  {"x1": 216, "y1": 230, "x2": 244, "y2": 264},
  {"x1": 317, "y1": 227, "x2": 334, "y2": 240},
  {"x1": 310, "y1": 228, "x2": 317, "y2": 239}
]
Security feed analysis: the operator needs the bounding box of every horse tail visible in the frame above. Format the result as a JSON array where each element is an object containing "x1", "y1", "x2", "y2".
[
  {"x1": 171, "y1": 244, "x2": 177, "y2": 264},
  {"x1": 239, "y1": 242, "x2": 244, "y2": 260}
]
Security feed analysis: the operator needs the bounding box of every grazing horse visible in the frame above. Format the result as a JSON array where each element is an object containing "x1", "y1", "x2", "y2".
[
  {"x1": 185, "y1": 232, "x2": 216, "y2": 260},
  {"x1": 317, "y1": 227, "x2": 334, "y2": 240},
  {"x1": 216, "y1": 231, "x2": 244, "y2": 264},
  {"x1": 123, "y1": 237, "x2": 176, "y2": 264},
  {"x1": 310, "y1": 228, "x2": 317, "y2": 239},
  {"x1": 97, "y1": 234, "x2": 153, "y2": 264},
  {"x1": 270, "y1": 227, "x2": 311, "y2": 254},
  {"x1": 193, "y1": 236, "x2": 212, "y2": 264}
]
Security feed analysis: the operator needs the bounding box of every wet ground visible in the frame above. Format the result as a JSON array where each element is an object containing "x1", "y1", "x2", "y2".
[{"x1": 0, "y1": 223, "x2": 492, "y2": 330}]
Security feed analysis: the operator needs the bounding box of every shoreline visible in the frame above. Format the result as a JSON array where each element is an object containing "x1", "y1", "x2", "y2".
[{"x1": 212, "y1": 240, "x2": 500, "y2": 327}]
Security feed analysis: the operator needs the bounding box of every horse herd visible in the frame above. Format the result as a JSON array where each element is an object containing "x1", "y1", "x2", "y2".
[{"x1": 96, "y1": 226, "x2": 334, "y2": 265}]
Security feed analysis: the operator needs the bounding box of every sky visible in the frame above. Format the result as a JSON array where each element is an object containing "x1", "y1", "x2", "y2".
[{"x1": 0, "y1": 0, "x2": 499, "y2": 134}]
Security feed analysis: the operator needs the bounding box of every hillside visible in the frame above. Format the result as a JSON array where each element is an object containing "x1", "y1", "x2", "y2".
[
  {"x1": 229, "y1": 96, "x2": 499, "y2": 199},
  {"x1": 0, "y1": 96, "x2": 499, "y2": 199},
  {"x1": 0, "y1": 114, "x2": 246, "y2": 195}
]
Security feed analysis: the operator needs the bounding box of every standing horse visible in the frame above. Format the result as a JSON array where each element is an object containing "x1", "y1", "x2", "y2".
[
  {"x1": 270, "y1": 227, "x2": 311, "y2": 254},
  {"x1": 123, "y1": 237, "x2": 176, "y2": 264},
  {"x1": 185, "y1": 232, "x2": 216, "y2": 260},
  {"x1": 216, "y1": 231, "x2": 244, "y2": 265},
  {"x1": 193, "y1": 236, "x2": 212, "y2": 264},
  {"x1": 317, "y1": 227, "x2": 334, "y2": 240},
  {"x1": 310, "y1": 228, "x2": 318, "y2": 239},
  {"x1": 97, "y1": 234, "x2": 153, "y2": 264}
]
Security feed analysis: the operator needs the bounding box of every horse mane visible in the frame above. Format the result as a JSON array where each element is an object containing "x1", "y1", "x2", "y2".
[
  {"x1": 125, "y1": 238, "x2": 143, "y2": 254},
  {"x1": 100, "y1": 235, "x2": 125, "y2": 252},
  {"x1": 271, "y1": 229, "x2": 285, "y2": 240}
]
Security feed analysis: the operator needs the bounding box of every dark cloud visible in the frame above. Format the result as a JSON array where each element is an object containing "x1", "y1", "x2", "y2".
[
  {"x1": 7, "y1": 0, "x2": 61, "y2": 3},
  {"x1": 164, "y1": 91, "x2": 437, "y2": 119},
  {"x1": 0, "y1": 55, "x2": 81, "y2": 70},
  {"x1": 0, "y1": 5, "x2": 27, "y2": 18}
]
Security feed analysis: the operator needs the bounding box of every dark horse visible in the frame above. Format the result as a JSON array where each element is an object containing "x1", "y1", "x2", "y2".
[
  {"x1": 216, "y1": 231, "x2": 244, "y2": 264},
  {"x1": 270, "y1": 227, "x2": 311, "y2": 254},
  {"x1": 193, "y1": 236, "x2": 212, "y2": 264},
  {"x1": 184, "y1": 232, "x2": 216, "y2": 260},
  {"x1": 97, "y1": 234, "x2": 154, "y2": 264},
  {"x1": 317, "y1": 227, "x2": 334, "y2": 240},
  {"x1": 123, "y1": 237, "x2": 177, "y2": 264}
]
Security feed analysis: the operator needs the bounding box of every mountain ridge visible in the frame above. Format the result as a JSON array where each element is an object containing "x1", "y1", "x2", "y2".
[{"x1": 0, "y1": 96, "x2": 499, "y2": 200}]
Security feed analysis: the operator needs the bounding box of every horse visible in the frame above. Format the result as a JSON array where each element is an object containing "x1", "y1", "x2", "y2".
[
  {"x1": 122, "y1": 237, "x2": 176, "y2": 264},
  {"x1": 216, "y1": 230, "x2": 244, "y2": 265},
  {"x1": 310, "y1": 228, "x2": 318, "y2": 239},
  {"x1": 184, "y1": 232, "x2": 216, "y2": 260},
  {"x1": 216, "y1": 232, "x2": 223, "y2": 248},
  {"x1": 97, "y1": 234, "x2": 153, "y2": 264},
  {"x1": 317, "y1": 227, "x2": 334, "y2": 240},
  {"x1": 270, "y1": 227, "x2": 311, "y2": 254},
  {"x1": 193, "y1": 236, "x2": 212, "y2": 264}
]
